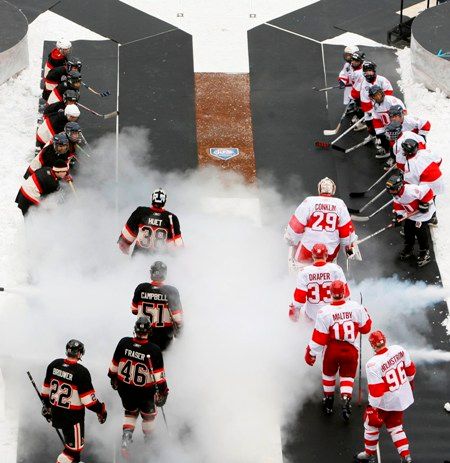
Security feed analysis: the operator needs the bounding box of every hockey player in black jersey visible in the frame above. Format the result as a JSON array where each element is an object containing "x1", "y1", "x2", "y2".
[
  {"x1": 108, "y1": 316, "x2": 169, "y2": 458},
  {"x1": 41, "y1": 339, "x2": 107, "y2": 463},
  {"x1": 44, "y1": 89, "x2": 80, "y2": 117},
  {"x1": 43, "y1": 56, "x2": 82, "y2": 100},
  {"x1": 48, "y1": 70, "x2": 82, "y2": 105},
  {"x1": 16, "y1": 159, "x2": 70, "y2": 215},
  {"x1": 118, "y1": 188, "x2": 183, "y2": 256},
  {"x1": 131, "y1": 261, "x2": 183, "y2": 350}
]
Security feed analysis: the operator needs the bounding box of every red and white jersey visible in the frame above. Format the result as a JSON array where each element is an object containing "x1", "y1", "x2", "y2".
[
  {"x1": 372, "y1": 95, "x2": 406, "y2": 134},
  {"x1": 293, "y1": 261, "x2": 349, "y2": 321},
  {"x1": 339, "y1": 64, "x2": 363, "y2": 104},
  {"x1": 351, "y1": 74, "x2": 393, "y2": 113},
  {"x1": 308, "y1": 299, "x2": 371, "y2": 357},
  {"x1": 392, "y1": 184, "x2": 435, "y2": 222},
  {"x1": 366, "y1": 345, "x2": 415, "y2": 411},
  {"x1": 286, "y1": 195, "x2": 356, "y2": 254},
  {"x1": 393, "y1": 131, "x2": 426, "y2": 168},
  {"x1": 401, "y1": 114, "x2": 431, "y2": 137},
  {"x1": 403, "y1": 149, "x2": 444, "y2": 195}
]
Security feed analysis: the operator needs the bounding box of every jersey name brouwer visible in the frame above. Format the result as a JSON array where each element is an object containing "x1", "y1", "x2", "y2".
[
  {"x1": 125, "y1": 348, "x2": 145, "y2": 360},
  {"x1": 140, "y1": 292, "x2": 168, "y2": 301},
  {"x1": 52, "y1": 368, "x2": 73, "y2": 380},
  {"x1": 381, "y1": 350, "x2": 405, "y2": 373}
]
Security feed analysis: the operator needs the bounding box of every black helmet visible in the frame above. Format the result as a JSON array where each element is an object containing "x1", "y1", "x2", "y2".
[
  {"x1": 64, "y1": 121, "x2": 82, "y2": 142},
  {"x1": 151, "y1": 261, "x2": 167, "y2": 281},
  {"x1": 63, "y1": 89, "x2": 80, "y2": 103},
  {"x1": 385, "y1": 121, "x2": 403, "y2": 141},
  {"x1": 401, "y1": 139, "x2": 419, "y2": 158},
  {"x1": 363, "y1": 61, "x2": 377, "y2": 83},
  {"x1": 134, "y1": 316, "x2": 152, "y2": 337},
  {"x1": 151, "y1": 188, "x2": 167, "y2": 207},
  {"x1": 351, "y1": 51, "x2": 365, "y2": 63},
  {"x1": 368, "y1": 85, "x2": 384, "y2": 100},
  {"x1": 388, "y1": 104, "x2": 404, "y2": 118},
  {"x1": 67, "y1": 70, "x2": 82, "y2": 85},
  {"x1": 67, "y1": 56, "x2": 82, "y2": 72},
  {"x1": 386, "y1": 172, "x2": 403, "y2": 194},
  {"x1": 66, "y1": 339, "x2": 85, "y2": 358},
  {"x1": 53, "y1": 132, "x2": 69, "y2": 147}
]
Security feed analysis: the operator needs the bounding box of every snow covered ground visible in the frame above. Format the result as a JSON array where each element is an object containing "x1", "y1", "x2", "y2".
[{"x1": 0, "y1": 2, "x2": 449, "y2": 462}]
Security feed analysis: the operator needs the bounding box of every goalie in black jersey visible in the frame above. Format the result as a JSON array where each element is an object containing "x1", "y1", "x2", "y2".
[
  {"x1": 108, "y1": 316, "x2": 169, "y2": 458},
  {"x1": 118, "y1": 188, "x2": 183, "y2": 256},
  {"x1": 131, "y1": 261, "x2": 183, "y2": 351},
  {"x1": 41, "y1": 339, "x2": 107, "y2": 463}
]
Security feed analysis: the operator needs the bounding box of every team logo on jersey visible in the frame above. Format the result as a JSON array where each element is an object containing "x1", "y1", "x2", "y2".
[{"x1": 209, "y1": 148, "x2": 239, "y2": 161}]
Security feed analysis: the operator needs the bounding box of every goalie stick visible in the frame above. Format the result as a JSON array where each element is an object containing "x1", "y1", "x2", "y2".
[
  {"x1": 315, "y1": 116, "x2": 364, "y2": 149},
  {"x1": 349, "y1": 165, "x2": 396, "y2": 198},
  {"x1": 78, "y1": 103, "x2": 119, "y2": 119},
  {"x1": 347, "y1": 187, "x2": 386, "y2": 214},
  {"x1": 351, "y1": 199, "x2": 394, "y2": 222}
]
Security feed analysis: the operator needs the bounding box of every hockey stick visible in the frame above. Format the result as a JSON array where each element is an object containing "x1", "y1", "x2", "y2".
[
  {"x1": 323, "y1": 103, "x2": 350, "y2": 136},
  {"x1": 347, "y1": 187, "x2": 386, "y2": 215},
  {"x1": 145, "y1": 355, "x2": 169, "y2": 431},
  {"x1": 68, "y1": 180, "x2": 78, "y2": 198},
  {"x1": 358, "y1": 292, "x2": 363, "y2": 406},
  {"x1": 312, "y1": 84, "x2": 341, "y2": 92},
  {"x1": 315, "y1": 116, "x2": 364, "y2": 149},
  {"x1": 327, "y1": 135, "x2": 375, "y2": 154},
  {"x1": 351, "y1": 199, "x2": 394, "y2": 222},
  {"x1": 81, "y1": 81, "x2": 111, "y2": 97},
  {"x1": 27, "y1": 371, "x2": 65, "y2": 445},
  {"x1": 356, "y1": 212, "x2": 416, "y2": 245},
  {"x1": 78, "y1": 103, "x2": 119, "y2": 120},
  {"x1": 349, "y1": 165, "x2": 396, "y2": 198}
]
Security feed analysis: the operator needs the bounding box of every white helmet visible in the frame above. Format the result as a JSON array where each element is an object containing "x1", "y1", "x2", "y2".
[
  {"x1": 317, "y1": 177, "x2": 336, "y2": 195},
  {"x1": 152, "y1": 188, "x2": 167, "y2": 207},
  {"x1": 65, "y1": 104, "x2": 80, "y2": 118},
  {"x1": 344, "y1": 45, "x2": 359, "y2": 54},
  {"x1": 57, "y1": 39, "x2": 72, "y2": 51}
]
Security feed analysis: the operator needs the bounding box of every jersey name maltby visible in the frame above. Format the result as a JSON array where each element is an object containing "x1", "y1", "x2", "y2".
[{"x1": 332, "y1": 311, "x2": 352, "y2": 322}]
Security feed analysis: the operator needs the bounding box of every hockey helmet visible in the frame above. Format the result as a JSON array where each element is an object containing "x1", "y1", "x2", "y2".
[
  {"x1": 387, "y1": 104, "x2": 404, "y2": 119},
  {"x1": 317, "y1": 177, "x2": 336, "y2": 196},
  {"x1": 64, "y1": 104, "x2": 80, "y2": 118},
  {"x1": 344, "y1": 45, "x2": 359, "y2": 62},
  {"x1": 67, "y1": 56, "x2": 82, "y2": 72},
  {"x1": 64, "y1": 121, "x2": 82, "y2": 143},
  {"x1": 66, "y1": 339, "x2": 85, "y2": 358},
  {"x1": 151, "y1": 261, "x2": 167, "y2": 282},
  {"x1": 385, "y1": 121, "x2": 403, "y2": 141},
  {"x1": 369, "y1": 330, "x2": 386, "y2": 350},
  {"x1": 56, "y1": 38, "x2": 72, "y2": 52},
  {"x1": 63, "y1": 89, "x2": 80, "y2": 103},
  {"x1": 368, "y1": 85, "x2": 384, "y2": 102},
  {"x1": 330, "y1": 280, "x2": 346, "y2": 299},
  {"x1": 67, "y1": 70, "x2": 82, "y2": 86},
  {"x1": 386, "y1": 172, "x2": 404, "y2": 194},
  {"x1": 151, "y1": 188, "x2": 167, "y2": 207},
  {"x1": 401, "y1": 139, "x2": 419, "y2": 158},
  {"x1": 363, "y1": 61, "x2": 377, "y2": 83},
  {"x1": 53, "y1": 132, "x2": 69, "y2": 147},
  {"x1": 351, "y1": 51, "x2": 365, "y2": 63},
  {"x1": 311, "y1": 243, "x2": 328, "y2": 260},
  {"x1": 134, "y1": 316, "x2": 152, "y2": 337}
]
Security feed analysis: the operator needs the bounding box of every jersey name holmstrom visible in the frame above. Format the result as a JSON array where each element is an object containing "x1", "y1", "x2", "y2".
[
  {"x1": 53, "y1": 368, "x2": 73, "y2": 380},
  {"x1": 381, "y1": 350, "x2": 405, "y2": 373},
  {"x1": 140, "y1": 292, "x2": 168, "y2": 301},
  {"x1": 315, "y1": 204, "x2": 337, "y2": 212}
]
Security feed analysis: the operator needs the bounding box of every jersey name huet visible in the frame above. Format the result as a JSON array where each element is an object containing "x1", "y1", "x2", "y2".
[{"x1": 147, "y1": 218, "x2": 163, "y2": 226}]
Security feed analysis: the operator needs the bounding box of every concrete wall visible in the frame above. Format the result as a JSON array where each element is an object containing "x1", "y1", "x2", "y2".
[{"x1": 0, "y1": 33, "x2": 29, "y2": 85}]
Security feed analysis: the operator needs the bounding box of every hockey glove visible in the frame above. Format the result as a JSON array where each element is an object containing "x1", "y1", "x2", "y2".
[
  {"x1": 338, "y1": 80, "x2": 346, "y2": 89},
  {"x1": 41, "y1": 405, "x2": 52, "y2": 423},
  {"x1": 304, "y1": 346, "x2": 316, "y2": 366},
  {"x1": 63, "y1": 174, "x2": 73, "y2": 183},
  {"x1": 345, "y1": 245, "x2": 354, "y2": 258},
  {"x1": 97, "y1": 402, "x2": 107, "y2": 424},
  {"x1": 110, "y1": 376, "x2": 119, "y2": 390},
  {"x1": 288, "y1": 303, "x2": 300, "y2": 322},
  {"x1": 364, "y1": 406, "x2": 383, "y2": 428},
  {"x1": 391, "y1": 215, "x2": 402, "y2": 227},
  {"x1": 365, "y1": 119, "x2": 376, "y2": 136},
  {"x1": 155, "y1": 387, "x2": 169, "y2": 407},
  {"x1": 118, "y1": 237, "x2": 131, "y2": 255},
  {"x1": 418, "y1": 201, "x2": 430, "y2": 213}
]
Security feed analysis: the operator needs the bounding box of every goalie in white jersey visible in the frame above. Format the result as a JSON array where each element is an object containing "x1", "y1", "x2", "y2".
[
  {"x1": 355, "y1": 331, "x2": 415, "y2": 463},
  {"x1": 285, "y1": 177, "x2": 357, "y2": 268},
  {"x1": 289, "y1": 242, "x2": 349, "y2": 323}
]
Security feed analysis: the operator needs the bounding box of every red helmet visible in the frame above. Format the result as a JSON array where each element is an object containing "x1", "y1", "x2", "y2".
[
  {"x1": 312, "y1": 243, "x2": 328, "y2": 260},
  {"x1": 330, "y1": 280, "x2": 345, "y2": 299},
  {"x1": 369, "y1": 330, "x2": 386, "y2": 350}
]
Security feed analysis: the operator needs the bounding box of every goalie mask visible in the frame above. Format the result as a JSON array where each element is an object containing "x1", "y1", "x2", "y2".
[
  {"x1": 152, "y1": 188, "x2": 167, "y2": 207},
  {"x1": 318, "y1": 177, "x2": 336, "y2": 196}
]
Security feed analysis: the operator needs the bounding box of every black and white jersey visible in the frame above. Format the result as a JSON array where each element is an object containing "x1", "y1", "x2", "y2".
[
  {"x1": 42, "y1": 358, "x2": 102, "y2": 427},
  {"x1": 108, "y1": 337, "x2": 167, "y2": 394},
  {"x1": 26, "y1": 144, "x2": 71, "y2": 178},
  {"x1": 120, "y1": 206, "x2": 182, "y2": 255},
  {"x1": 45, "y1": 65, "x2": 67, "y2": 91}
]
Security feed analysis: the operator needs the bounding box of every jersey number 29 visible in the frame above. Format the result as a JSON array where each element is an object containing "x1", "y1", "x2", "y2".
[{"x1": 310, "y1": 211, "x2": 338, "y2": 232}]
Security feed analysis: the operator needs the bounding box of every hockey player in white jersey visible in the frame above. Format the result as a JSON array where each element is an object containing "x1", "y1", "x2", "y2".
[
  {"x1": 388, "y1": 104, "x2": 430, "y2": 140},
  {"x1": 285, "y1": 177, "x2": 357, "y2": 269},
  {"x1": 289, "y1": 242, "x2": 349, "y2": 323},
  {"x1": 338, "y1": 46, "x2": 361, "y2": 106},
  {"x1": 355, "y1": 330, "x2": 415, "y2": 463}
]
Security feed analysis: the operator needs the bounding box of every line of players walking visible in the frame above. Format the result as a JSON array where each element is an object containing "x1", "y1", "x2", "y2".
[{"x1": 281, "y1": 43, "x2": 440, "y2": 462}]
